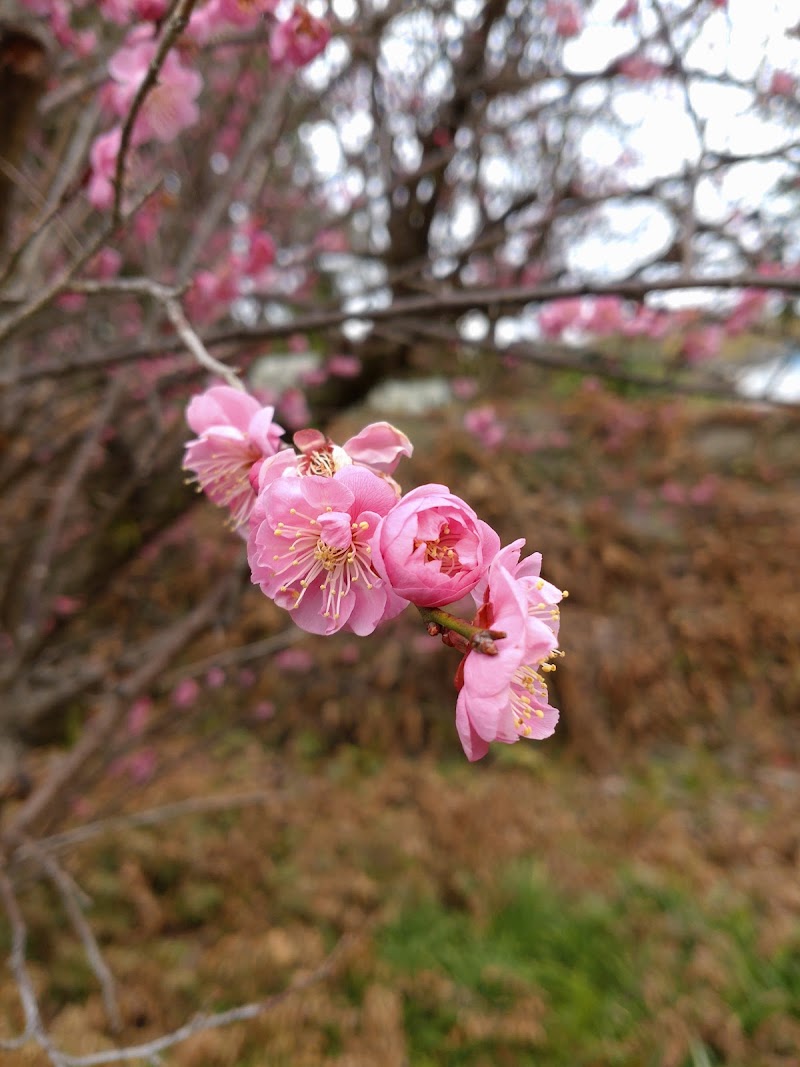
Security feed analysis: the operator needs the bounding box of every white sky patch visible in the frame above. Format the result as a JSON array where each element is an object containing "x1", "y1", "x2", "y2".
[
  {"x1": 303, "y1": 122, "x2": 343, "y2": 179},
  {"x1": 565, "y1": 199, "x2": 676, "y2": 281}
]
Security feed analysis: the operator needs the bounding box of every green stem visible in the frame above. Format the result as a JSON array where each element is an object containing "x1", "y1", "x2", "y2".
[{"x1": 417, "y1": 606, "x2": 506, "y2": 656}]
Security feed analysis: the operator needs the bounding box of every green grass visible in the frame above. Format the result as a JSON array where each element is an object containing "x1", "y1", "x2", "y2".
[
  {"x1": 379, "y1": 867, "x2": 647, "y2": 1066},
  {"x1": 379, "y1": 859, "x2": 800, "y2": 1066}
]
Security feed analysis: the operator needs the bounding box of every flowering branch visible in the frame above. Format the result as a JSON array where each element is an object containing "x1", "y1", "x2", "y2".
[
  {"x1": 111, "y1": 0, "x2": 199, "y2": 224},
  {"x1": 417, "y1": 606, "x2": 506, "y2": 656}
]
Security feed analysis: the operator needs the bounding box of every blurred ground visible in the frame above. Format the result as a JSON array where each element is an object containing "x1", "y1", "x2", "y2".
[{"x1": 2, "y1": 367, "x2": 800, "y2": 1065}]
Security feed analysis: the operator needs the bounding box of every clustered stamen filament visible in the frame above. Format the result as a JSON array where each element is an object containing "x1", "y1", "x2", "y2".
[
  {"x1": 415, "y1": 523, "x2": 462, "y2": 576},
  {"x1": 185, "y1": 441, "x2": 259, "y2": 528},
  {"x1": 272, "y1": 508, "x2": 376, "y2": 620},
  {"x1": 510, "y1": 658, "x2": 558, "y2": 736}
]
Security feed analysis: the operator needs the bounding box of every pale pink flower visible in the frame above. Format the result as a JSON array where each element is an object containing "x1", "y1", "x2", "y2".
[
  {"x1": 769, "y1": 70, "x2": 796, "y2": 98},
  {"x1": 617, "y1": 56, "x2": 666, "y2": 82},
  {"x1": 451, "y1": 377, "x2": 479, "y2": 401},
  {"x1": 463, "y1": 405, "x2": 505, "y2": 450},
  {"x1": 269, "y1": 6, "x2": 331, "y2": 70},
  {"x1": 253, "y1": 700, "x2": 276, "y2": 720},
  {"x1": 248, "y1": 467, "x2": 404, "y2": 635},
  {"x1": 328, "y1": 354, "x2": 361, "y2": 378},
  {"x1": 184, "y1": 385, "x2": 284, "y2": 529},
  {"x1": 615, "y1": 0, "x2": 638, "y2": 20},
  {"x1": 538, "y1": 297, "x2": 583, "y2": 337},
  {"x1": 274, "y1": 647, "x2": 314, "y2": 672},
  {"x1": 372, "y1": 484, "x2": 501, "y2": 607},
  {"x1": 87, "y1": 248, "x2": 122, "y2": 279},
  {"x1": 546, "y1": 0, "x2": 582, "y2": 38},
  {"x1": 127, "y1": 697, "x2": 152, "y2": 737},
  {"x1": 218, "y1": 0, "x2": 278, "y2": 26},
  {"x1": 472, "y1": 539, "x2": 563, "y2": 640},
  {"x1": 107, "y1": 31, "x2": 203, "y2": 143},
  {"x1": 583, "y1": 295, "x2": 625, "y2": 334},
  {"x1": 87, "y1": 127, "x2": 122, "y2": 210},
  {"x1": 255, "y1": 421, "x2": 412, "y2": 496},
  {"x1": 171, "y1": 677, "x2": 200, "y2": 708},
  {"x1": 205, "y1": 666, "x2": 226, "y2": 688},
  {"x1": 682, "y1": 324, "x2": 724, "y2": 364},
  {"x1": 456, "y1": 547, "x2": 562, "y2": 762},
  {"x1": 278, "y1": 387, "x2": 312, "y2": 430}
]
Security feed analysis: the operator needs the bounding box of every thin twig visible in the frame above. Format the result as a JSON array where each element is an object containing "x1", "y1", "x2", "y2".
[
  {"x1": 8, "y1": 267, "x2": 800, "y2": 387},
  {"x1": 0, "y1": 868, "x2": 66, "y2": 1064},
  {"x1": 111, "y1": 0, "x2": 199, "y2": 225},
  {"x1": 22, "y1": 792, "x2": 275, "y2": 857},
  {"x1": 17, "y1": 376, "x2": 125, "y2": 650},
  {"x1": 3, "y1": 574, "x2": 237, "y2": 844},
  {"x1": 28, "y1": 845, "x2": 122, "y2": 1034},
  {"x1": 56, "y1": 931, "x2": 355, "y2": 1067}
]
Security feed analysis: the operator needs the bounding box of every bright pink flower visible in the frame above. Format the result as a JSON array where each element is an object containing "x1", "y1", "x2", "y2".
[
  {"x1": 372, "y1": 484, "x2": 501, "y2": 607},
  {"x1": 269, "y1": 6, "x2": 331, "y2": 70},
  {"x1": 241, "y1": 230, "x2": 276, "y2": 275},
  {"x1": 107, "y1": 31, "x2": 203, "y2": 143},
  {"x1": 248, "y1": 467, "x2": 405, "y2": 635},
  {"x1": 184, "y1": 385, "x2": 284, "y2": 529},
  {"x1": 136, "y1": 0, "x2": 168, "y2": 19},
  {"x1": 456, "y1": 545, "x2": 562, "y2": 762}
]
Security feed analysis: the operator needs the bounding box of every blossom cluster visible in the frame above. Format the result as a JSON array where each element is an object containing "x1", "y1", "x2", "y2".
[
  {"x1": 85, "y1": 1, "x2": 331, "y2": 209},
  {"x1": 184, "y1": 385, "x2": 565, "y2": 761}
]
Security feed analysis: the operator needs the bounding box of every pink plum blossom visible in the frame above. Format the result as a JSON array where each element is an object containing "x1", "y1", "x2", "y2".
[
  {"x1": 107, "y1": 31, "x2": 203, "y2": 143},
  {"x1": 538, "y1": 297, "x2": 584, "y2": 337},
  {"x1": 617, "y1": 56, "x2": 666, "y2": 82},
  {"x1": 615, "y1": 0, "x2": 638, "y2": 20},
  {"x1": 769, "y1": 70, "x2": 797, "y2": 98},
  {"x1": 171, "y1": 677, "x2": 200, "y2": 708},
  {"x1": 87, "y1": 127, "x2": 122, "y2": 210},
  {"x1": 372, "y1": 484, "x2": 501, "y2": 607},
  {"x1": 463, "y1": 405, "x2": 506, "y2": 450},
  {"x1": 328, "y1": 354, "x2": 361, "y2": 378},
  {"x1": 218, "y1": 0, "x2": 278, "y2": 26},
  {"x1": 682, "y1": 324, "x2": 724, "y2": 365},
  {"x1": 546, "y1": 1, "x2": 582, "y2": 38},
  {"x1": 269, "y1": 6, "x2": 331, "y2": 70},
  {"x1": 254, "y1": 421, "x2": 412, "y2": 496},
  {"x1": 248, "y1": 467, "x2": 405, "y2": 635},
  {"x1": 184, "y1": 385, "x2": 285, "y2": 529},
  {"x1": 455, "y1": 545, "x2": 562, "y2": 761}
]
